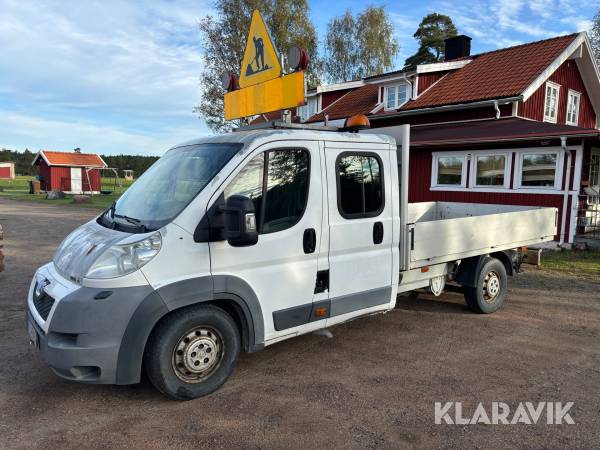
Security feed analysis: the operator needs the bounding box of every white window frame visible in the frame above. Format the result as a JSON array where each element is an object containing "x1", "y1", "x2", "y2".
[
  {"x1": 514, "y1": 147, "x2": 564, "y2": 191},
  {"x1": 384, "y1": 83, "x2": 409, "y2": 110},
  {"x1": 566, "y1": 89, "x2": 581, "y2": 126},
  {"x1": 298, "y1": 95, "x2": 320, "y2": 122},
  {"x1": 470, "y1": 150, "x2": 512, "y2": 190},
  {"x1": 543, "y1": 81, "x2": 560, "y2": 124},
  {"x1": 431, "y1": 152, "x2": 468, "y2": 189}
]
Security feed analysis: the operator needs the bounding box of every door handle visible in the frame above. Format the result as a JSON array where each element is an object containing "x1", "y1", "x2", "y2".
[
  {"x1": 373, "y1": 222, "x2": 384, "y2": 244},
  {"x1": 303, "y1": 228, "x2": 316, "y2": 254}
]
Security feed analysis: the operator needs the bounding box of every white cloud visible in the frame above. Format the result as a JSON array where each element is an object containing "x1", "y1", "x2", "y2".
[
  {"x1": 388, "y1": 12, "x2": 421, "y2": 62},
  {"x1": 0, "y1": 112, "x2": 202, "y2": 155},
  {"x1": 0, "y1": 0, "x2": 214, "y2": 154},
  {"x1": 434, "y1": 0, "x2": 595, "y2": 51}
]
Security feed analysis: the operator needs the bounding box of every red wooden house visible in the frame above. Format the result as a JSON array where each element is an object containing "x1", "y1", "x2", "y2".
[
  {"x1": 32, "y1": 150, "x2": 107, "y2": 194},
  {"x1": 306, "y1": 33, "x2": 600, "y2": 244}
]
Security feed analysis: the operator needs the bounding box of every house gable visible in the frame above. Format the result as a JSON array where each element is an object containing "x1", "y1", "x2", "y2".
[{"x1": 519, "y1": 59, "x2": 596, "y2": 128}]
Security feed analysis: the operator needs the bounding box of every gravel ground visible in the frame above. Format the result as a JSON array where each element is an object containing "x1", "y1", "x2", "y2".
[{"x1": 0, "y1": 198, "x2": 599, "y2": 449}]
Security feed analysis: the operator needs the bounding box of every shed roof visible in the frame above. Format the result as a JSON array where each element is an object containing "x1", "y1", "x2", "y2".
[
  {"x1": 33, "y1": 150, "x2": 107, "y2": 168},
  {"x1": 410, "y1": 117, "x2": 599, "y2": 147}
]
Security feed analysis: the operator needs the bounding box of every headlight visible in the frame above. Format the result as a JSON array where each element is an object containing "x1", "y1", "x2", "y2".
[{"x1": 85, "y1": 232, "x2": 162, "y2": 279}]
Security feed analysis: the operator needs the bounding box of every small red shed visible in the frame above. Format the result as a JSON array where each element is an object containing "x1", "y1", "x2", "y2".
[
  {"x1": 0, "y1": 162, "x2": 15, "y2": 179},
  {"x1": 32, "y1": 150, "x2": 107, "y2": 193}
]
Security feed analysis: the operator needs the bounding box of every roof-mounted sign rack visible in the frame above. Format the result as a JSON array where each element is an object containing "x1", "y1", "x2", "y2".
[
  {"x1": 236, "y1": 115, "x2": 372, "y2": 133},
  {"x1": 235, "y1": 120, "x2": 340, "y2": 132}
]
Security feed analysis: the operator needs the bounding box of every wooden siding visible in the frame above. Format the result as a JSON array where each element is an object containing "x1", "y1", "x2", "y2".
[
  {"x1": 38, "y1": 160, "x2": 51, "y2": 191},
  {"x1": 0, "y1": 166, "x2": 12, "y2": 179},
  {"x1": 84, "y1": 169, "x2": 102, "y2": 191},
  {"x1": 408, "y1": 148, "x2": 576, "y2": 241},
  {"x1": 52, "y1": 166, "x2": 71, "y2": 192},
  {"x1": 519, "y1": 60, "x2": 596, "y2": 128},
  {"x1": 36, "y1": 161, "x2": 103, "y2": 192},
  {"x1": 321, "y1": 89, "x2": 353, "y2": 109},
  {"x1": 416, "y1": 71, "x2": 449, "y2": 95}
]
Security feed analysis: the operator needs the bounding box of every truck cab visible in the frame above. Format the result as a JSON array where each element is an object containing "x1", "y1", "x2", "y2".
[{"x1": 26, "y1": 123, "x2": 556, "y2": 400}]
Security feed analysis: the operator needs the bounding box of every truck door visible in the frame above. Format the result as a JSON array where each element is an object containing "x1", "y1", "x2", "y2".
[
  {"x1": 324, "y1": 143, "x2": 394, "y2": 324},
  {"x1": 208, "y1": 141, "x2": 325, "y2": 341}
]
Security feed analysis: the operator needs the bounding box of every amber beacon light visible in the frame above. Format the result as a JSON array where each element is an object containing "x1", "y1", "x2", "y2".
[{"x1": 343, "y1": 114, "x2": 371, "y2": 132}]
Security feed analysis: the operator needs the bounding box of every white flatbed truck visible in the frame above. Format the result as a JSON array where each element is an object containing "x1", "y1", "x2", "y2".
[{"x1": 26, "y1": 121, "x2": 557, "y2": 399}]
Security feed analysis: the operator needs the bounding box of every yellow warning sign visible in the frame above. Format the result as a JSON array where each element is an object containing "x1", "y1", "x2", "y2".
[
  {"x1": 224, "y1": 71, "x2": 305, "y2": 120},
  {"x1": 238, "y1": 10, "x2": 282, "y2": 88}
]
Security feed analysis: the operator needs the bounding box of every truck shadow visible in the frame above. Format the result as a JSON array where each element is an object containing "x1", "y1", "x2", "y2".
[{"x1": 395, "y1": 291, "x2": 472, "y2": 315}]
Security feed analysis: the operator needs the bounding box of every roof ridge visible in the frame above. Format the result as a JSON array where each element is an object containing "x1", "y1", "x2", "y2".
[
  {"x1": 42, "y1": 149, "x2": 101, "y2": 155},
  {"x1": 465, "y1": 32, "x2": 579, "y2": 60}
]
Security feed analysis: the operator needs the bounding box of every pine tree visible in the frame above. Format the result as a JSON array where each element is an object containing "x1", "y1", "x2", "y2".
[{"x1": 404, "y1": 13, "x2": 457, "y2": 68}]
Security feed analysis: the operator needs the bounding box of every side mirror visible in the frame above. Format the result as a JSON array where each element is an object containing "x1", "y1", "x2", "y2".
[{"x1": 222, "y1": 195, "x2": 258, "y2": 247}]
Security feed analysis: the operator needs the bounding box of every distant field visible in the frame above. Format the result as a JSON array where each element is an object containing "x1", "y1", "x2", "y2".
[{"x1": 0, "y1": 175, "x2": 133, "y2": 209}]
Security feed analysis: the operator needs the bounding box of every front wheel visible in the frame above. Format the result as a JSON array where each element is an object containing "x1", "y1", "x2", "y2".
[
  {"x1": 144, "y1": 305, "x2": 240, "y2": 400},
  {"x1": 464, "y1": 258, "x2": 507, "y2": 314}
]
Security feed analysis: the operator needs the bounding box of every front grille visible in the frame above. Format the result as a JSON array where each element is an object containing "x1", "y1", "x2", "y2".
[{"x1": 33, "y1": 292, "x2": 55, "y2": 320}]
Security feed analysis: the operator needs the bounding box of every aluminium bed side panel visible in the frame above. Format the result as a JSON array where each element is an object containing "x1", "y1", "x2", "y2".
[{"x1": 408, "y1": 207, "x2": 557, "y2": 268}]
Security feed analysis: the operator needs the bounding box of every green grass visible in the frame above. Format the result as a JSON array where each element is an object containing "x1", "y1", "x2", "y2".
[
  {"x1": 0, "y1": 175, "x2": 133, "y2": 209},
  {"x1": 542, "y1": 249, "x2": 600, "y2": 278}
]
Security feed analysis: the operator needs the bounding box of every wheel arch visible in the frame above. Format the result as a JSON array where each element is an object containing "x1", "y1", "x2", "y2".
[
  {"x1": 455, "y1": 252, "x2": 513, "y2": 288},
  {"x1": 490, "y1": 251, "x2": 515, "y2": 277},
  {"x1": 454, "y1": 255, "x2": 493, "y2": 288},
  {"x1": 115, "y1": 276, "x2": 265, "y2": 385}
]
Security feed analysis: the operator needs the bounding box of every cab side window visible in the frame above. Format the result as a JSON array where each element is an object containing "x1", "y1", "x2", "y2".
[
  {"x1": 337, "y1": 153, "x2": 384, "y2": 218},
  {"x1": 224, "y1": 149, "x2": 309, "y2": 233},
  {"x1": 224, "y1": 153, "x2": 264, "y2": 222}
]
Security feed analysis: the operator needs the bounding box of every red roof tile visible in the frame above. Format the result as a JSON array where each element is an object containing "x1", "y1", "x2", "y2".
[
  {"x1": 37, "y1": 150, "x2": 106, "y2": 167},
  {"x1": 307, "y1": 84, "x2": 379, "y2": 122},
  {"x1": 402, "y1": 33, "x2": 578, "y2": 110}
]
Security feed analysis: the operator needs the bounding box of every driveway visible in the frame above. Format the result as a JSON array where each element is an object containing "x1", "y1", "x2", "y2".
[{"x1": 0, "y1": 198, "x2": 599, "y2": 449}]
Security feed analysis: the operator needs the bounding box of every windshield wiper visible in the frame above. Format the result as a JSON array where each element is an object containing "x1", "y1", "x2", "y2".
[
  {"x1": 114, "y1": 213, "x2": 147, "y2": 232},
  {"x1": 109, "y1": 201, "x2": 116, "y2": 218}
]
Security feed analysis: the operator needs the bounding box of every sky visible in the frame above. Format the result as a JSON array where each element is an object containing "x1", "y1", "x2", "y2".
[{"x1": 0, "y1": 0, "x2": 598, "y2": 156}]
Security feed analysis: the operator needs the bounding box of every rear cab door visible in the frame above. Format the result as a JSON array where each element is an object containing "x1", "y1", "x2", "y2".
[{"x1": 324, "y1": 139, "x2": 395, "y2": 326}]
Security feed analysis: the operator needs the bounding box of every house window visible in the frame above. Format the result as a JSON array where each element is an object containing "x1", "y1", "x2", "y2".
[
  {"x1": 543, "y1": 82, "x2": 560, "y2": 123},
  {"x1": 385, "y1": 84, "x2": 408, "y2": 110},
  {"x1": 298, "y1": 96, "x2": 319, "y2": 122},
  {"x1": 432, "y1": 153, "x2": 467, "y2": 187},
  {"x1": 473, "y1": 153, "x2": 508, "y2": 187},
  {"x1": 336, "y1": 153, "x2": 384, "y2": 218},
  {"x1": 566, "y1": 90, "x2": 581, "y2": 126},
  {"x1": 519, "y1": 152, "x2": 559, "y2": 188}
]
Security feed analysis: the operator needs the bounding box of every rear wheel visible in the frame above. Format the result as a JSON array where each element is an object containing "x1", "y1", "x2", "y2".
[
  {"x1": 464, "y1": 258, "x2": 507, "y2": 314},
  {"x1": 144, "y1": 305, "x2": 240, "y2": 400}
]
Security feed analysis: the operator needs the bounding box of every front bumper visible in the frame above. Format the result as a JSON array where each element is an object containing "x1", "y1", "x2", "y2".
[{"x1": 27, "y1": 265, "x2": 167, "y2": 384}]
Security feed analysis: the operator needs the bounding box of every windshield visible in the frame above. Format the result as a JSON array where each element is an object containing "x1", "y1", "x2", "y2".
[{"x1": 99, "y1": 143, "x2": 242, "y2": 232}]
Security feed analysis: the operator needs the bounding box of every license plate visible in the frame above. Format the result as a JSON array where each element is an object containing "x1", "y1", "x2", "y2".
[{"x1": 27, "y1": 320, "x2": 38, "y2": 349}]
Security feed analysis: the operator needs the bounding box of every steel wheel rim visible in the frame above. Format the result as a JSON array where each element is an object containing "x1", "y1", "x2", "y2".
[
  {"x1": 483, "y1": 271, "x2": 501, "y2": 303},
  {"x1": 172, "y1": 326, "x2": 224, "y2": 383}
]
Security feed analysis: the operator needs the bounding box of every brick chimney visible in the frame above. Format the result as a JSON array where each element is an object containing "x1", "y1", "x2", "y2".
[{"x1": 444, "y1": 35, "x2": 472, "y2": 60}]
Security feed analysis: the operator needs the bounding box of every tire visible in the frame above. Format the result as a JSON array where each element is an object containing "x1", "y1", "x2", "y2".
[
  {"x1": 144, "y1": 304, "x2": 240, "y2": 400},
  {"x1": 464, "y1": 258, "x2": 508, "y2": 314}
]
